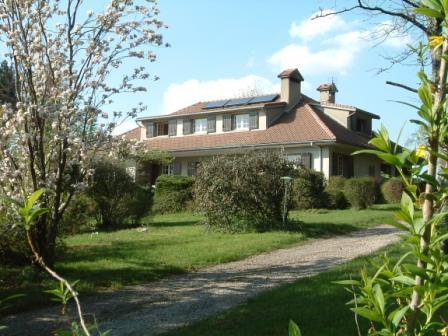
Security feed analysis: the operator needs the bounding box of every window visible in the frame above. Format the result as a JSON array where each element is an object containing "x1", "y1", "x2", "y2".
[
  {"x1": 368, "y1": 165, "x2": 376, "y2": 177},
  {"x1": 162, "y1": 164, "x2": 174, "y2": 175},
  {"x1": 235, "y1": 114, "x2": 249, "y2": 130},
  {"x1": 356, "y1": 118, "x2": 367, "y2": 133},
  {"x1": 157, "y1": 122, "x2": 169, "y2": 136},
  {"x1": 187, "y1": 161, "x2": 198, "y2": 177},
  {"x1": 194, "y1": 118, "x2": 207, "y2": 133},
  {"x1": 287, "y1": 153, "x2": 313, "y2": 169},
  {"x1": 337, "y1": 155, "x2": 344, "y2": 176}
]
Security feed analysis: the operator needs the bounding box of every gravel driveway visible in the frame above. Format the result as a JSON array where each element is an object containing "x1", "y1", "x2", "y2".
[{"x1": 1, "y1": 225, "x2": 400, "y2": 336}]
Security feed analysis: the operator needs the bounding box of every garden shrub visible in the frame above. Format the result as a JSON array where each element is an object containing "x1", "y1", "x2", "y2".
[
  {"x1": 59, "y1": 193, "x2": 97, "y2": 235},
  {"x1": 194, "y1": 151, "x2": 295, "y2": 232},
  {"x1": 291, "y1": 168, "x2": 326, "y2": 209},
  {"x1": 343, "y1": 177, "x2": 376, "y2": 209},
  {"x1": 0, "y1": 212, "x2": 29, "y2": 264},
  {"x1": 325, "y1": 176, "x2": 348, "y2": 209},
  {"x1": 87, "y1": 160, "x2": 152, "y2": 229},
  {"x1": 381, "y1": 177, "x2": 404, "y2": 204},
  {"x1": 153, "y1": 175, "x2": 195, "y2": 213}
]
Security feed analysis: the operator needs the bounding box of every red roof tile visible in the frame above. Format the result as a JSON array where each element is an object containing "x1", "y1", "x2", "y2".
[
  {"x1": 139, "y1": 95, "x2": 371, "y2": 152},
  {"x1": 120, "y1": 127, "x2": 142, "y2": 141}
]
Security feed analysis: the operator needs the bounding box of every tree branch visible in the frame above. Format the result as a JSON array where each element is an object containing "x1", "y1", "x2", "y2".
[{"x1": 386, "y1": 80, "x2": 418, "y2": 93}]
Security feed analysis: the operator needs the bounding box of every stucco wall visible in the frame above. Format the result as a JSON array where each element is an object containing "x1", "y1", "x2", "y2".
[
  {"x1": 322, "y1": 107, "x2": 350, "y2": 127},
  {"x1": 353, "y1": 153, "x2": 383, "y2": 178}
]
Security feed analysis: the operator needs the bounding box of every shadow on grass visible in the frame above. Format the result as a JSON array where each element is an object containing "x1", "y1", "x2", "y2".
[{"x1": 150, "y1": 219, "x2": 200, "y2": 228}]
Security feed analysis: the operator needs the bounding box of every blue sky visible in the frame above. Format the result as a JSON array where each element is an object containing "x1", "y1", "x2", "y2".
[{"x1": 109, "y1": 0, "x2": 421, "y2": 143}]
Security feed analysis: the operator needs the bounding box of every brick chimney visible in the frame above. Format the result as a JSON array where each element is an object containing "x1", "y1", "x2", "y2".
[
  {"x1": 278, "y1": 68, "x2": 304, "y2": 108},
  {"x1": 317, "y1": 82, "x2": 338, "y2": 104}
]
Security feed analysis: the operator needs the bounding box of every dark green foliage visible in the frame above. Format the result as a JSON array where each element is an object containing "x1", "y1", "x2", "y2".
[
  {"x1": 87, "y1": 160, "x2": 152, "y2": 229},
  {"x1": 59, "y1": 193, "x2": 96, "y2": 235},
  {"x1": 0, "y1": 214, "x2": 29, "y2": 264},
  {"x1": 291, "y1": 168, "x2": 326, "y2": 209},
  {"x1": 343, "y1": 177, "x2": 376, "y2": 209},
  {"x1": 153, "y1": 175, "x2": 194, "y2": 214},
  {"x1": 0, "y1": 60, "x2": 16, "y2": 106},
  {"x1": 325, "y1": 176, "x2": 348, "y2": 209},
  {"x1": 194, "y1": 151, "x2": 295, "y2": 232},
  {"x1": 381, "y1": 177, "x2": 404, "y2": 204}
]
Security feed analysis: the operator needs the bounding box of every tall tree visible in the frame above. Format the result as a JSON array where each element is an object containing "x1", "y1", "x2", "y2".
[{"x1": 0, "y1": 0, "x2": 166, "y2": 266}]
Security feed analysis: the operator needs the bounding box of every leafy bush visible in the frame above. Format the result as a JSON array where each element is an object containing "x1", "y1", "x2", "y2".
[
  {"x1": 325, "y1": 176, "x2": 348, "y2": 209},
  {"x1": 194, "y1": 151, "x2": 295, "y2": 232},
  {"x1": 291, "y1": 168, "x2": 326, "y2": 209},
  {"x1": 343, "y1": 177, "x2": 376, "y2": 209},
  {"x1": 87, "y1": 160, "x2": 152, "y2": 229},
  {"x1": 59, "y1": 193, "x2": 97, "y2": 235},
  {"x1": 153, "y1": 175, "x2": 195, "y2": 214},
  {"x1": 381, "y1": 177, "x2": 404, "y2": 204}
]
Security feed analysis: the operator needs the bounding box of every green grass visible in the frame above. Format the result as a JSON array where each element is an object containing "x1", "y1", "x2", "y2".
[
  {"x1": 161, "y1": 244, "x2": 406, "y2": 336},
  {"x1": 0, "y1": 204, "x2": 398, "y2": 315}
]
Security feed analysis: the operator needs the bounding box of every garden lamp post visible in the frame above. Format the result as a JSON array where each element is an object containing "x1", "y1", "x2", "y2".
[{"x1": 280, "y1": 176, "x2": 293, "y2": 227}]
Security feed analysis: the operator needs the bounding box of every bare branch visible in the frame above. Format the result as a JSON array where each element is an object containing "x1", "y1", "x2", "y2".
[{"x1": 386, "y1": 80, "x2": 418, "y2": 93}]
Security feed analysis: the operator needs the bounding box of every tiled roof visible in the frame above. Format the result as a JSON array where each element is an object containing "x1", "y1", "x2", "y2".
[
  {"x1": 120, "y1": 127, "x2": 141, "y2": 141},
  {"x1": 135, "y1": 95, "x2": 371, "y2": 152},
  {"x1": 277, "y1": 68, "x2": 304, "y2": 82},
  {"x1": 167, "y1": 95, "x2": 281, "y2": 116}
]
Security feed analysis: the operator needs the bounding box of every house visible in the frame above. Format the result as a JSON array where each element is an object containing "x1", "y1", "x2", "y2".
[{"x1": 122, "y1": 68, "x2": 391, "y2": 184}]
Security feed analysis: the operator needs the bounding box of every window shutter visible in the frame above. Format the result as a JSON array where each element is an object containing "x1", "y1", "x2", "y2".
[
  {"x1": 350, "y1": 116, "x2": 356, "y2": 131},
  {"x1": 249, "y1": 112, "x2": 259, "y2": 130},
  {"x1": 183, "y1": 119, "x2": 191, "y2": 135},
  {"x1": 231, "y1": 115, "x2": 236, "y2": 130},
  {"x1": 207, "y1": 116, "x2": 216, "y2": 133},
  {"x1": 173, "y1": 162, "x2": 182, "y2": 175},
  {"x1": 301, "y1": 153, "x2": 313, "y2": 169},
  {"x1": 146, "y1": 122, "x2": 155, "y2": 138},
  {"x1": 191, "y1": 119, "x2": 195, "y2": 133},
  {"x1": 223, "y1": 114, "x2": 231, "y2": 132},
  {"x1": 168, "y1": 120, "x2": 177, "y2": 136}
]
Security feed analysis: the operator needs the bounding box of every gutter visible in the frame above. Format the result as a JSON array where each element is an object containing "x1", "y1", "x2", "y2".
[{"x1": 160, "y1": 140, "x2": 337, "y2": 154}]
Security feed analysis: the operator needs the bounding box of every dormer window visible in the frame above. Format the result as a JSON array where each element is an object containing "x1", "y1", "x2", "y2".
[
  {"x1": 157, "y1": 122, "x2": 169, "y2": 136},
  {"x1": 194, "y1": 118, "x2": 207, "y2": 133},
  {"x1": 235, "y1": 114, "x2": 250, "y2": 130}
]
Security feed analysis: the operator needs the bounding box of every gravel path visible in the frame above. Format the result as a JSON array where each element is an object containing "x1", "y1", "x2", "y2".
[{"x1": 1, "y1": 225, "x2": 400, "y2": 336}]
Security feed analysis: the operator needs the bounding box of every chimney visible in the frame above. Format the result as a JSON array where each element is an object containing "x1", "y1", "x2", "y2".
[
  {"x1": 277, "y1": 68, "x2": 304, "y2": 108},
  {"x1": 317, "y1": 82, "x2": 338, "y2": 104}
]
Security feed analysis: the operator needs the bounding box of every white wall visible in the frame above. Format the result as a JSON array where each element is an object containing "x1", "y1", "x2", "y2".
[{"x1": 284, "y1": 146, "x2": 330, "y2": 178}]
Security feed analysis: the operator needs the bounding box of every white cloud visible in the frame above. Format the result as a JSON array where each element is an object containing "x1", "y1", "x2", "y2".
[
  {"x1": 112, "y1": 120, "x2": 138, "y2": 136},
  {"x1": 289, "y1": 10, "x2": 346, "y2": 41},
  {"x1": 163, "y1": 75, "x2": 279, "y2": 114},
  {"x1": 270, "y1": 11, "x2": 412, "y2": 77}
]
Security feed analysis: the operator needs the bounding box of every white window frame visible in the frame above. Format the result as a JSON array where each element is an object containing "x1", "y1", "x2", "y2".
[
  {"x1": 162, "y1": 163, "x2": 174, "y2": 175},
  {"x1": 235, "y1": 114, "x2": 249, "y2": 130},
  {"x1": 194, "y1": 118, "x2": 207, "y2": 134}
]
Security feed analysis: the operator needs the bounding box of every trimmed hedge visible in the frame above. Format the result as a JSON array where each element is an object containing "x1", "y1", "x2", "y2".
[
  {"x1": 343, "y1": 177, "x2": 376, "y2": 209},
  {"x1": 381, "y1": 177, "x2": 404, "y2": 204},
  {"x1": 325, "y1": 176, "x2": 348, "y2": 209},
  {"x1": 194, "y1": 151, "x2": 295, "y2": 232},
  {"x1": 292, "y1": 168, "x2": 326, "y2": 209},
  {"x1": 153, "y1": 175, "x2": 195, "y2": 214}
]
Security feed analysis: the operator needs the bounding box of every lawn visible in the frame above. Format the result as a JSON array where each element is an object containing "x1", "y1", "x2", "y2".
[
  {"x1": 161, "y1": 244, "x2": 406, "y2": 336},
  {"x1": 0, "y1": 204, "x2": 398, "y2": 315}
]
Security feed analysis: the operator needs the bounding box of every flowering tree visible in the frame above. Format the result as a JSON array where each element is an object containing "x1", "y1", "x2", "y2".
[{"x1": 0, "y1": 0, "x2": 166, "y2": 266}]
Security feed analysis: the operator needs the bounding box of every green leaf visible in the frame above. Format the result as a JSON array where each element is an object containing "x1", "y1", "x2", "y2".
[
  {"x1": 422, "y1": 0, "x2": 443, "y2": 11},
  {"x1": 400, "y1": 193, "x2": 414, "y2": 222},
  {"x1": 27, "y1": 189, "x2": 45, "y2": 209},
  {"x1": 415, "y1": 7, "x2": 443, "y2": 18},
  {"x1": 391, "y1": 305, "x2": 409, "y2": 328},
  {"x1": 373, "y1": 284, "x2": 385, "y2": 315},
  {"x1": 391, "y1": 275, "x2": 416, "y2": 286},
  {"x1": 289, "y1": 320, "x2": 301, "y2": 336},
  {"x1": 351, "y1": 307, "x2": 383, "y2": 322}
]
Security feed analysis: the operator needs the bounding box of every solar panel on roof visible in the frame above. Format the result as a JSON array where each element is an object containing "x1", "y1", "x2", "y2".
[
  {"x1": 224, "y1": 97, "x2": 252, "y2": 107},
  {"x1": 203, "y1": 100, "x2": 229, "y2": 109},
  {"x1": 248, "y1": 94, "x2": 278, "y2": 104}
]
